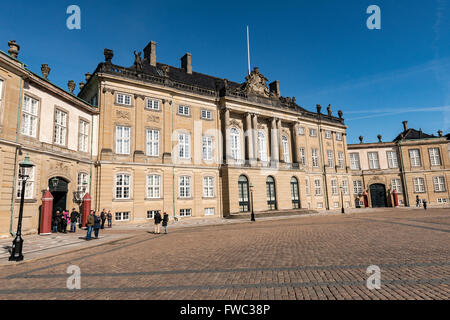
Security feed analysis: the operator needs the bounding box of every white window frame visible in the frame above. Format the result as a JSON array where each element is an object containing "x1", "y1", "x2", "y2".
[
  {"x1": 413, "y1": 177, "x2": 425, "y2": 193},
  {"x1": 146, "y1": 129, "x2": 160, "y2": 156},
  {"x1": 349, "y1": 153, "x2": 360, "y2": 170},
  {"x1": 331, "y1": 179, "x2": 338, "y2": 195},
  {"x1": 17, "y1": 166, "x2": 35, "y2": 199},
  {"x1": 146, "y1": 98, "x2": 160, "y2": 110},
  {"x1": 77, "y1": 172, "x2": 89, "y2": 198},
  {"x1": 327, "y1": 150, "x2": 334, "y2": 168},
  {"x1": 336, "y1": 132, "x2": 342, "y2": 141},
  {"x1": 338, "y1": 152, "x2": 345, "y2": 169},
  {"x1": 21, "y1": 95, "x2": 39, "y2": 138},
  {"x1": 178, "y1": 105, "x2": 190, "y2": 116},
  {"x1": 387, "y1": 151, "x2": 398, "y2": 169},
  {"x1": 341, "y1": 179, "x2": 349, "y2": 195},
  {"x1": 258, "y1": 131, "x2": 267, "y2": 161},
  {"x1": 391, "y1": 178, "x2": 402, "y2": 193},
  {"x1": 353, "y1": 180, "x2": 363, "y2": 195},
  {"x1": 203, "y1": 176, "x2": 214, "y2": 198},
  {"x1": 147, "y1": 210, "x2": 160, "y2": 219},
  {"x1": 115, "y1": 212, "x2": 130, "y2": 221},
  {"x1": 298, "y1": 126, "x2": 305, "y2": 135},
  {"x1": 115, "y1": 173, "x2": 131, "y2": 199},
  {"x1": 325, "y1": 131, "x2": 331, "y2": 139},
  {"x1": 299, "y1": 147, "x2": 306, "y2": 165},
  {"x1": 305, "y1": 178, "x2": 310, "y2": 196},
  {"x1": 433, "y1": 176, "x2": 446, "y2": 192},
  {"x1": 409, "y1": 149, "x2": 422, "y2": 167},
  {"x1": 178, "y1": 133, "x2": 191, "y2": 159},
  {"x1": 230, "y1": 128, "x2": 241, "y2": 161},
  {"x1": 368, "y1": 152, "x2": 380, "y2": 169},
  {"x1": 429, "y1": 148, "x2": 441, "y2": 166},
  {"x1": 314, "y1": 179, "x2": 322, "y2": 196},
  {"x1": 282, "y1": 135, "x2": 290, "y2": 163},
  {"x1": 309, "y1": 128, "x2": 317, "y2": 137},
  {"x1": 201, "y1": 109, "x2": 212, "y2": 120},
  {"x1": 180, "y1": 209, "x2": 192, "y2": 217},
  {"x1": 116, "y1": 126, "x2": 131, "y2": 155},
  {"x1": 116, "y1": 93, "x2": 131, "y2": 106},
  {"x1": 204, "y1": 208, "x2": 215, "y2": 216},
  {"x1": 78, "y1": 119, "x2": 89, "y2": 152},
  {"x1": 311, "y1": 148, "x2": 319, "y2": 167},
  {"x1": 54, "y1": 109, "x2": 67, "y2": 146},
  {"x1": 179, "y1": 176, "x2": 191, "y2": 198},
  {"x1": 146, "y1": 174, "x2": 161, "y2": 198},
  {"x1": 202, "y1": 135, "x2": 213, "y2": 161}
]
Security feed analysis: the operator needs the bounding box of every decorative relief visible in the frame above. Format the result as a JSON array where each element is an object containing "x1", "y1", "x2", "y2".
[
  {"x1": 242, "y1": 67, "x2": 271, "y2": 97},
  {"x1": 116, "y1": 110, "x2": 130, "y2": 120},
  {"x1": 134, "y1": 94, "x2": 145, "y2": 100},
  {"x1": 146, "y1": 115, "x2": 160, "y2": 123},
  {"x1": 102, "y1": 87, "x2": 115, "y2": 94},
  {"x1": 229, "y1": 119, "x2": 242, "y2": 128}
]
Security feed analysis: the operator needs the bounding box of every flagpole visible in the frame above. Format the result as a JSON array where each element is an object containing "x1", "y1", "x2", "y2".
[{"x1": 247, "y1": 25, "x2": 251, "y2": 75}]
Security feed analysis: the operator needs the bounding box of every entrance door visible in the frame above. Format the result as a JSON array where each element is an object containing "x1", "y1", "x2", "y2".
[
  {"x1": 49, "y1": 177, "x2": 69, "y2": 215},
  {"x1": 290, "y1": 177, "x2": 300, "y2": 209},
  {"x1": 369, "y1": 184, "x2": 387, "y2": 208},
  {"x1": 238, "y1": 175, "x2": 249, "y2": 212},
  {"x1": 266, "y1": 176, "x2": 277, "y2": 210}
]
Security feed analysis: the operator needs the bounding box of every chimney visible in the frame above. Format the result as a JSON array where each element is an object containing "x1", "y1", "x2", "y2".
[
  {"x1": 316, "y1": 104, "x2": 322, "y2": 114},
  {"x1": 85, "y1": 72, "x2": 91, "y2": 82},
  {"x1": 143, "y1": 41, "x2": 157, "y2": 67},
  {"x1": 438, "y1": 130, "x2": 443, "y2": 137},
  {"x1": 41, "y1": 64, "x2": 50, "y2": 80},
  {"x1": 402, "y1": 120, "x2": 408, "y2": 131},
  {"x1": 269, "y1": 81, "x2": 280, "y2": 97},
  {"x1": 68, "y1": 80, "x2": 76, "y2": 94},
  {"x1": 79, "y1": 82, "x2": 85, "y2": 90},
  {"x1": 377, "y1": 134, "x2": 382, "y2": 143},
  {"x1": 8, "y1": 40, "x2": 20, "y2": 59},
  {"x1": 359, "y1": 136, "x2": 363, "y2": 144},
  {"x1": 181, "y1": 53, "x2": 192, "y2": 74}
]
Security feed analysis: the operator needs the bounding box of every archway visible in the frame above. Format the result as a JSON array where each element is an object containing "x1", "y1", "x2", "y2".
[
  {"x1": 369, "y1": 183, "x2": 387, "y2": 208},
  {"x1": 290, "y1": 177, "x2": 300, "y2": 209},
  {"x1": 238, "y1": 175, "x2": 249, "y2": 212},
  {"x1": 49, "y1": 177, "x2": 69, "y2": 216},
  {"x1": 266, "y1": 176, "x2": 277, "y2": 210}
]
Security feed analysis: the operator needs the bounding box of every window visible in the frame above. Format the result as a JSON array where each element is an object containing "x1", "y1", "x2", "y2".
[
  {"x1": 147, "y1": 210, "x2": 160, "y2": 219},
  {"x1": 311, "y1": 148, "x2": 319, "y2": 167},
  {"x1": 349, "y1": 153, "x2": 360, "y2": 170},
  {"x1": 230, "y1": 128, "x2": 241, "y2": 161},
  {"x1": 368, "y1": 152, "x2": 380, "y2": 169},
  {"x1": 353, "y1": 180, "x2": 363, "y2": 194},
  {"x1": 309, "y1": 128, "x2": 317, "y2": 137},
  {"x1": 333, "y1": 202, "x2": 339, "y2": 208},
  {"x1": 178, "y1": 133, "x2": 191, "y2": 159},
  {"x1": 146, "y1": 98, "x2": 160, "y2": 110},
  {"x1": 298, "y1": 126, "x2": 304, "y2": 135},
  {"x1": 331, "y1": 179, "x2": 338, "y2": 195},
  {"x1": 437, "y1": 198, "x2": 448, "y2": 204},
  {"x1": 115, "y1": 174, "x2": 131, "y2": 199},
  {"x1": 327, "y1": 150, "x2": 334, "y2": 168},
  {"x1": 282, "y1": 136, "x2": 290, "y2": 162},
  {"x1": 179, "y1": 176, "x2": 191, "y2": 198},
  {"x1": 338, "y1": 152, "x2": 345, "y2": 169},
  {"x1": 116, "y1": 126, "x2": 130, "y2": 154},
  {"x1": 202, "y1": 136, "x2": 213, "y2": 161},
  {"x1": 258, "y1": 131, "x2": 267, "y2": 161},
  {"x1": 21, "y1": 95, "x2": 38, "y2": 137},
  {"x1": 54, "y1": 109, "x2": 67, "y2": 146},
  {"x1": 203, "y1": 176, "x2": 214, "y2": 197},
  {"x1": 78, "y1": 120, "x2": 89, "y2": 152},
  {"x1": 299, "y1": 147, "x2": 306, "y2": 165},
  {"x1": 178, "y1": 105, "x2": 190, "y2": 116},
  {"x1": 204, "y1": 208, "x2": 215, "y2": 216},
  {"x1": 317, "y1": 202, "x2": 323, "y2": 209},
  {"x1": 429, "y1": 148, "x2": 441, "y2": 166},
  {"x1": 77, "y1": 172, "x2": 89, "y2": 197},
  {"x1": 116, "y1": 93, "x2": 131, "y2": 105},
  {"x1": 325, "y1": 131, "x2": 331, "y2": 139},
  {"x1": 16, "y1": 166, "x2": 34, "y2": 199},
  {"x1": 291, "y1": 177, "x2": 300, "y2": 209},
  {"x1": 433, "y1": 176, "x2": 446, "y2": 192},
  {"x1": 409, "y1": 149, "x2": 421, "y2": 167},
  {"x1": 146, "y1": 129, "x2": 160, "y2": 156},
  {"x1": 413, "y1": 177, "x2": 425, "y2": 193},
  {"x1": 336, "y1": 132, "x2": 342, "y2": 141},
  {"x1": 391, "y1": 178, "x2": 402, "y2": 193},
  {"x1": 341, "y1": 179, "x2": 349, "y2": 195},
  {"x1": 314, "y1": 179, "x2": 322, "y2": 196},
  {"x1": 147, "y1": 174, "x2": 161, "y2": 198},
  {"x1": 387, "y1": 151, "x2": 398, "y2": 168},
  {"x1": 201, "y1": 109, "x2": 212, "y2": 120},
  {"x1": 305, "y1": 178, "x2": 310, "y2": 196},
  {"x1": 115, "y1": 212, "x2": 129, "y2": 221},
  {"x1": 180, "y1": 209, "x2": 191, "y2": 217}
]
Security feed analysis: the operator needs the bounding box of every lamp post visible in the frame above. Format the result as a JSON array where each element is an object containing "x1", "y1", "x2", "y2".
[
  {"x1": 73, "y1": 181, "x2": 87, "y2": 228},
  {"x1": 340, "y1": 185, "x2": 345, "y2": 214},
  {"x1": 250, "y1": 183, "x2": 255, "y2": 221},
  {"x1": 9, "y1": 155, "x2": 34, "y2": 262}
]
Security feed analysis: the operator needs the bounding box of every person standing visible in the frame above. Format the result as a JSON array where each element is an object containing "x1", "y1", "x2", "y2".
[
  {"x1": 107, "y1": 210, "x2": 112, "y2": 228},
  {"x1": 162, "y1": 212, "x2": 169, "y2": 234},
  {"x1": 100, "y1": 209, "x2": 107, "y2": 229},
  {"x1": 86, "y1": 210, "x2": 95, "y2": 240},
  {"x1": 416, "y1": 195, "x2": 420, "y2": 207},
  {"x1": 52, "y1": 212, "x2": 58, "y2": 233},
  {"x1": 423, "y1": 199, "x2": 427, "y2": 210},
  {"x1": 93, "y1": 211, "x2": 101, "y2": 239},
  {"x1": 70, "y1": 208, "x2": 79, "y2": 233},
  {"x1": 62, "y1": 210, "x2": 69, "y2": 233},
  {"x1": 154, "y1": 211, "x2": 162, "y2": 234},
  {"x1": 56, "y1": 210, "x2": 62, "y2": 232}
]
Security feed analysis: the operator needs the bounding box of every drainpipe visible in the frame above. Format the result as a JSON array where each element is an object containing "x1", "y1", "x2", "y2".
[
  {"x1": 89, "y1": 114, "x2": 94, "y2": 196},
  {"x1": 171, "y1": 99, "x2": 175, "y2": 219},
  {"x1": 317, "y1": 121, "x2": 329, "y2": 210},
  {"x1": 397, "y1": 141, "x2": 409, "y2": 206},
  {"x1": 9, "y1": 75, "x2": 24, "y2": 236}
]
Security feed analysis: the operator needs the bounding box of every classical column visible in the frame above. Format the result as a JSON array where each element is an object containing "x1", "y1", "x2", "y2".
[
  {"x1": 252, "y1": 114, "x2": 258, "y2": 161},
  {"x1": 162, "y1": 99, "x2": 173, "y2": 163},
  {"x1": 291, "y1": 123, "x2": 299, "y2": 164},
  {"x1": 223, "y1": 108, "x2": 231, "y2": 163},
  {"x1": 277, "y1": 119, "x2": 283, "y2": 162},
  {"x1": 245, "y1": 113, "x2": 254, "y2": 163},
  {"x1": 134, "y1": 94, "x2": 145, "y2": 162},
  {"x1": 270, "y1": 117, "x2": 279, "y2": 164}
]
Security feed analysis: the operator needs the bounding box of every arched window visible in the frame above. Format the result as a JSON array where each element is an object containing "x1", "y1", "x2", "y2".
[
  {"x1": 266, "y1": 176, "x2": 277, "y2": 210},
  {"x1": 290, "y1": 177, "x2": 300, "y2": 209},
  {"x1": 282, "y1": 135, "x2": 290, "y2": 163},
  {"x1": 238, "y1": 175, "x2": 249, "y2": 212},
  {"x1": 230, "y1": 128, "x2": 241, "y2": 161},
  {"x1": 258, "y1": 131, "x2": 267, "y2": 161}
]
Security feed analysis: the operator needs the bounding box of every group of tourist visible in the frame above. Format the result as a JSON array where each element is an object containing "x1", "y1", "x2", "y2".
[
  {"x1": 52, "y1": 208, "x2": 80, "y2": 233},
  {"x1": 153, "y1": 211, "x2": 169, "y2": 234},
  {"x1": 85, "y1": 209, "x2": 113, "y2": 240}
]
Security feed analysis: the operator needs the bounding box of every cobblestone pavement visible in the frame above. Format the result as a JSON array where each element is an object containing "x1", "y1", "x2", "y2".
[{"x1": 0, "y1": 208, "x2": 449, "y2": 300}]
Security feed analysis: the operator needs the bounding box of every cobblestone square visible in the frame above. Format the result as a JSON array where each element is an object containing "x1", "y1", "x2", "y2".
[{"x1": 0, "y1": 208, "x2": 449, "y2": 300}]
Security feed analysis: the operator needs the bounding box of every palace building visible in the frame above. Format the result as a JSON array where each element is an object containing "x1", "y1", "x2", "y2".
[{"x1": 0, "y1": 39, "x2": 448, "y2": 237}]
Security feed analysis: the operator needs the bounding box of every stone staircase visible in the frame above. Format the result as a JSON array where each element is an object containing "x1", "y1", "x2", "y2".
[{"x1": 225, "y1": 208, "x2": 318, "y2": 220}]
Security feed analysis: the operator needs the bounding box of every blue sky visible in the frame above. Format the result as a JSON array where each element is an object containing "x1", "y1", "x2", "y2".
[{"x1": 1, "y1": 0, "x2": 449, "y2": 143}]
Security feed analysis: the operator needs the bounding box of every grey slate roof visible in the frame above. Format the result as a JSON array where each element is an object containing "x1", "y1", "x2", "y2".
[{"x1": 393, "y1": 128, "x2": 436, "y2": 142}]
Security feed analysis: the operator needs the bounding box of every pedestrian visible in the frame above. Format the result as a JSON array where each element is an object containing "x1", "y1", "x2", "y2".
[
  {"x1": 423, "y1": 199, "x2": 427, "y2": 210},
  {"x1": 162, "y1": 212, "x2": 169, "y2": 234},
  {"x1": 86, "y1": 210, "x2": 95, "y2": 240},
  {"x1": 107, "y1": 210, "x2": 112, "y2": 228},
  {"x1": 56, "y1": 210, "x2": 62, "y2": 232},
  {"x1": 93, "y1": 211, "x2": 101, "y2": 239},
  {"x1": 70, "y1": 208, "x2": 79, "y2": 233},
  {"x1": 62, "y1": 210, "x2": 69, "y2": 233},
  {"x1": 52, "y1": 212, "x2": 58, "y2": 233},
  {"x1": 416, "y1": 195, "x2": 420, "y2": 207},
  {"x1": 100, "y1": 208, "x2": 107, "y2": 229},
  {"x1": 154, "y1": 211, "x2": 162, "y2": 234}
]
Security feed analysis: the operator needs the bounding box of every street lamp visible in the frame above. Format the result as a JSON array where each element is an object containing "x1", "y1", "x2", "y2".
[
  {"x1": 9, "y1": 155, "x2": 34, "y2": 262},
  {"x1": 340, "y1": 185, "x2": 345, "y2": 214},
  {"x1": 51, "y1": 176, "x2": 59, "y2": 189},
  {"x1": 249, "y1": 183, "x2": 255, "y2": 222}
]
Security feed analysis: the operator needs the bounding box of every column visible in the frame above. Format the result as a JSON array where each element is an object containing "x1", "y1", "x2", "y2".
[
  {"x1": 223, "y1": 108, "x2": 230, "y2": 163},
  {"x1": 245, "y1": 113, "x2": 254, "y2": 163},
  {"x1": 270, "y1": 117, "x2": 279, "y2": 164},
  {"x1": 252, "y1": 114, "x2": 258, "y2": 161},
  {"x1": 134, "y1": 94, "x2": 145, "y2": 162},
  {"x1": 277, "y1": 119, "x2": 283, "y2": 162},
  {"x1": 292, "y1": 123, "x2": 299, "y2": 164},
  {"x1": 162, "y1": 99, "x2": 173, "y2": 163}
]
